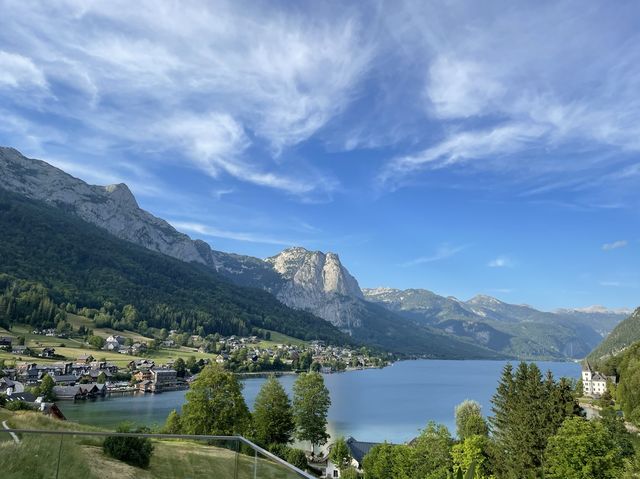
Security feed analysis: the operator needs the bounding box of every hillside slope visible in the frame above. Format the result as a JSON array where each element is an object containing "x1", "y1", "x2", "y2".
[
  {"x1": 588, "y1": 308, "x2": 640, "y2": 361},
  {"x1": 0, "y1": 188, "x2": 502, "y2": 358},
  {"x1": 0, "y1": 187, "x2": 349, "y2": 344}
]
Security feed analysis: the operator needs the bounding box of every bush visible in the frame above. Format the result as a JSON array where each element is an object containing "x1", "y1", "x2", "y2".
[
  {"x1": 103, "y1": 424, "x2": 154, "y2": 468},
  {"x1": 4, "y1": 400, "x2": 35, "y2": 411},
  {"x1": 286, "y1": 448, "x2": 308, "y2": 471}
]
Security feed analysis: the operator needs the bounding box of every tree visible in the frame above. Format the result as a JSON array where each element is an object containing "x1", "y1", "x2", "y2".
[
  {"x1": 162, "y1": 409, "x2": 182, "y2": 434},
  {"x1": 490, "y1": 362, "x2": 580, "y2": 479},
  {"x1": 599, "y1": 407, "x2": 634, "y2": 459},
  {"x1": 180, "y1": 364, "x2": 251, "y2": 435},
  {"x1": 97, "y1": 372, "x2": 107, "y2": 384},
  {"x1": 186, "y1": 355, "x2": 200, "y2": 374},
  {"x1": 37, "y1": 374, "x2": 56, "y2": 402},
  {"x1": 363, "y1": 443, "x2": 412, "y2": 479},
  {"x1": 174, "y1": 357, "x2": 186, "y2": 378},
  {"x1": 103, "y1": 424, "x2": 154, "y2": 469},
  {"x1": 410, "y1": 421, "x2": 453, "y2": 479},
  {"x1": 253, "y1": 376, "x2": 295, "y2": 446},
  {"x1": 455, "y1": 400, "x2": 488, "y2": 440},
  {"x1": 88, "y1": 335, "x2": 105, "y2": 349},
  {"x1": 545, "y1": 416, "x2": 623, "y2": 479},
  {"x1": 329, "y1": 437, "x2": 352, "y2": 471},
  {"x1": 292, "y1": 372, "x2": 331, "y2": 453},
  {"x1": 451, "y1": 435, "x2": 492, "y2": 479}
]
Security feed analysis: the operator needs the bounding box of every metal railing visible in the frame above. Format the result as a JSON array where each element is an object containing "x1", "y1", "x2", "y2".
[{"x1": 0, "y1": 428, "x2": 317, "y2": 479}]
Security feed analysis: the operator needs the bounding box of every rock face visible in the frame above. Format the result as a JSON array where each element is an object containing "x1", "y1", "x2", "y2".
[
  {"x1": 0, "y1": 147, "x2": 365, "y2": 331},
  {"x1": 0, "y1": 147, "x2": 215, "y2": 268},
  {"x1": 265, "y1": 247, "x2": 364, "y2": 330}
]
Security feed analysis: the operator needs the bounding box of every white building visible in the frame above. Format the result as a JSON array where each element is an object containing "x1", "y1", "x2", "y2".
[{"x1": 582, "y1": 362, "x2": 616, "y2": 398}]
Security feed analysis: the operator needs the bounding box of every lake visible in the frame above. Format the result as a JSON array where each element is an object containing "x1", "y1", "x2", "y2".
[{"x1": 60, "y1": 359, "x2": 580, "y2": 443}]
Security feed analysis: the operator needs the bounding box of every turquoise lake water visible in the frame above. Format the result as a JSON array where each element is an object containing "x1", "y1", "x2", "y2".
[{"x1": 59, "y1": 359, "x2": 581, "y2": 443}]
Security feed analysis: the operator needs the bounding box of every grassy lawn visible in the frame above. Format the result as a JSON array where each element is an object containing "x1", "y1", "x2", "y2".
[
  {"x1": 0, "y1": 411, "x2": 301, "y2": 479},
  {"x1": 259, "y1": 330, "x2": 308, "y2": 348}
]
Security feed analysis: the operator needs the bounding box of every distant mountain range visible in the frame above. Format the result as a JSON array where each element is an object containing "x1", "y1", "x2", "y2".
[
  {"x1": 0, "y1": 146, "x2": 632, "y2": 359},
  {"x1": 363, "y1": 288, "x2": 629, "y2": 359}
]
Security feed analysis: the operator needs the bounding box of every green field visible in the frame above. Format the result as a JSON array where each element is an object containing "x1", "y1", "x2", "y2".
[
  {"x1": 0, "y1": 410, "x2": 299, "y2": 479},
  {"x1": 0, "y1": 319, "x2": 306, "y2": 368}
]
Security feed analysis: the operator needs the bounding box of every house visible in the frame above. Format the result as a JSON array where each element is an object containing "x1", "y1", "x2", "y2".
[
  {"x1": 149, "y1": 369, "x2": 177, "y2": 393},
  {"x1": 133, "y1": 368, "x2": 153, "y2": 382},
  {"x1": 0, "y1": 336, "x2": 12, "y2": 348},
  {"x1": 76, "y1": 354, "x2": 94, "y2": 364},
  {"x1": 4, "y1": 391, "x2": 37, "y2": 404},
  {"x1": 12, "y1": 345, "x2": 30, "y2": 355},
  {"x1": 0, "y1": 377, "x2": 25, "y2": 394},
  {"x1": 53, "y1": 383, "x2": 107, "y2": 400},
  {"x1": 323, "y1": 437, "x2": 380, "y2": 478},
  {"x1": 582, "y1": 361, "x2": 616, "y2": 398},
  {"x1": 40, "y1": 347, "x2": 56, "y2": 358},
  {"x1": 52, "y1": 374, "x2": 77, "y2": 386}
]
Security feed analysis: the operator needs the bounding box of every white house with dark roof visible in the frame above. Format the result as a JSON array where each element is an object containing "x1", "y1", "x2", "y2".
[
  {"x1": 582, "y1": 361, "x2": 616, "y2": 398},
  {"x1": 323, "y1": 437, "x2": 380, "y2": 478}
]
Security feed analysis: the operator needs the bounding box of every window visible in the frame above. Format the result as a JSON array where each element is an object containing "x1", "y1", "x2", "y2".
[{"x1": 333, "y1": 470, "x2": 339, "y2": 478}]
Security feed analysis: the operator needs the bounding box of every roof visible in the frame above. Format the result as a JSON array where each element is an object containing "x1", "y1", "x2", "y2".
[
  {"x1": 6, "y1": 391, "x2": 36, "y2": 403},
  {"x1": 345, "y1": 437, "x2": 381, "y2": 465},
  {"x1": 581, "y1": 361, "x2": 593, "y2": 372}
]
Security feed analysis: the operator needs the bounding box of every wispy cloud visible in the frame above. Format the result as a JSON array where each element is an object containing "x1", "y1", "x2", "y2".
[
  {"x1": 377, "y1": 2, "x2": 640, "y2": 199},
  {"x1": 0, "y1": 1, "x2": 372, "y2": 197},
  {"x1": 170, "y1": 221, "x2": 297, "y2": 246},
  {"x1": 487, "y1": 256, "x2": 515, "y2": 268},
  {"x1": 602, "y1": 240, "x2": 628, "y2": 251},
  {"x1": 401, "y1": 243, "x2": 468, "y2": 267}
]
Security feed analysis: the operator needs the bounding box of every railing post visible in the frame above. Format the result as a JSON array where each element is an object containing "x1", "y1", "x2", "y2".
[
  {"x1": 54, "y1": 433, "x2": 64, "y2": 479},
  {"x1": 234, "y1": 439, "x2": 240, "y2": 479},
  {"x1": 253, "y1": 448, "x2": 258, "y2": 479}
]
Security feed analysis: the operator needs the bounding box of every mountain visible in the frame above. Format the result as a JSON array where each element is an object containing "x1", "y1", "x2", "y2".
[
  {"x1": 0, "y1": 147, "x2": 500, "y2": 358},
  {"x1": 0, "y1": 187, "x2": 349, "y2": 344},
  {"x1": 588, "y1": 308, "x2": 640, "y2": 361},
  {"x1": 363, "y1": 288, "x2": 627, "y2": 359}
]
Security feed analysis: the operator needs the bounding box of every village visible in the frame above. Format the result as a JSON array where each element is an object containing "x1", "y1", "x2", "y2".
[{"x1": 0, "y1": 331, "x2": 387, "y2": 411}]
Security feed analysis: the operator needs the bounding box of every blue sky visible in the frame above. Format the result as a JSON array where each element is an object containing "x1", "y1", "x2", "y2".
[{"x1": 0, "y1": 1, "x2": 638, "y2": 310}]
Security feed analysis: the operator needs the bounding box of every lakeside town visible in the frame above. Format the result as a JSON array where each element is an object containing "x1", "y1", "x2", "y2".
[{"x1": 0, "y1": 329, "x2": 388, "y2": 406}]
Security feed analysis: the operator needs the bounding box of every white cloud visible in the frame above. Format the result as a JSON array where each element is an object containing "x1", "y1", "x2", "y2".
[
  {"x1": 378, "y1": 2, "x2": 640, "y2": 191},
  {"x1": 170, "y1": 220, "x2": 296, "y2": 246},
  {"x1": 487, "y1": 256, "x2": 515, "y2": 268},
  {"x1": 0, "y1": 51, "x2": 47, "y2": 89},
  {"x1": 0, "y1": 1, "x2": 371, "y2": 196},
  {"x1": 402, "y1": 243, "x2": 468, "y2": 267},
  {"x1": 602, "y1": 240, "x2": 628, "y2": 251}
]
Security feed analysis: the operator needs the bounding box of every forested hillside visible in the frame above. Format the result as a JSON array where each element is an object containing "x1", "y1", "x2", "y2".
[
  {"x1": 589, "y1": 308, "x2": 640, "y2": 361},
  {"x1": 0, "y1": 188, "x2": 351, "y2": 344}
]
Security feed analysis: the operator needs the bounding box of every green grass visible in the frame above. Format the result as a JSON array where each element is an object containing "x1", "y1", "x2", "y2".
[
  {"x1": 0, "y1": 410, "x2": 301, "y2": 479},
  {"x1": 259, "y1": 330, "x2": 308, "y2": 348}
]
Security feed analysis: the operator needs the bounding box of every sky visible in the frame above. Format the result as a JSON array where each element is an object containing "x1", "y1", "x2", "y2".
[{"x1": 0, "y1": 0, "x2": 638, "y2": 311}]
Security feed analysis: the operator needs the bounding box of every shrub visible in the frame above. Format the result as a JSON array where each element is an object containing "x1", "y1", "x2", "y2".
[
  {"x1": 5, "y1": 400, "x2": 35, "y2": 411},
  {"x1": 286, "y1": 448, "x2": 308, "y2": 471},
  {"x1": 103, "y1": 424, "x2": 154, "y2": 468}
]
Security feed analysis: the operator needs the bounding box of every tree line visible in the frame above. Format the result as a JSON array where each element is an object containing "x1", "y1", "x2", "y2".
[
  {"x1": 160, "y1": 364, "x2": 331, "y2": 473},
  {"x1": 0, "y1": 189, "x2": 351, "y2": 345},
  {"x1": 361, "y1": 362, "x2": 635, "y2": 479}
]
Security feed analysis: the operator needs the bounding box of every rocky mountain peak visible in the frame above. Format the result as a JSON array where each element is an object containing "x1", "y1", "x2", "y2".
[
  {"x1": 467, "y1": 294, "x2": 503, "y2": 306},
  {"x1": 103, "y1": 183, "x2": 138, "y2": 208},
  {"x1": 266, "y1": 246, "x2": 362, "y2": 298}
]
